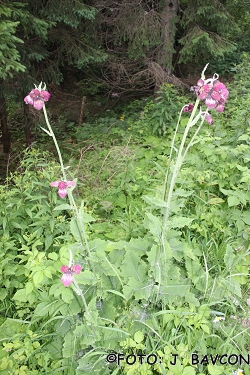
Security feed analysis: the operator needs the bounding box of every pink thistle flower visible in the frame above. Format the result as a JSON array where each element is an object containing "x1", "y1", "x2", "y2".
[
  {"x1": 50, "y1": 180, "x2": 75, "y2": 198},
  {"x1": 183, "y1": 103, "x2": 194, "y2": 112},
  {"x1": 191, "y1": 73, "x2": 229, "y2": 113},
  {"x1": 60, "y1": 264, "x2": 82, "y2": 287},
  {"x1": 24, "y1": 85, "x2": 50, "y2": 110}
]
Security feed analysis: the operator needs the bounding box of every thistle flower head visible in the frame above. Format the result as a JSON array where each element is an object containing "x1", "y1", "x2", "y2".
[
  {"x1": 50, "y1": 180, "x2": 75, "y2": 198},
  {"x1": 60, "y1": 264, "x2": 82, "y2": 287},
  {"x1": 191, "y1": 72, "x2": 229, "y2": 112},
  {"x1": 24, "y1": 82, "x2": 50, "y2": 110}
]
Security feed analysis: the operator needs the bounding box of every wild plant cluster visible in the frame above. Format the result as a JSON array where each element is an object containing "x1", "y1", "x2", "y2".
[{"x1": 1, "y1": 59, "x2": 250, "y2": 375}]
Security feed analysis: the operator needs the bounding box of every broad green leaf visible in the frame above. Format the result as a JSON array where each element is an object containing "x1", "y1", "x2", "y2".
[
  {"x1": 13, "y1": 288, "x2": 28, "y2": 302},
  {"x1": 134, "y1": 331, "x2": 144, "y2": 343},
  {"x1": 105, "y1": 289, "x2": 127, "y2": 300},
  {"x1": 123, "y1": 277, "x2": 152, "y2": 300},
  {"x1": 53, "y1": 203, "x2": 72, "y2": 210},
  {"x1": 76, "y1": 270, "x2": 96, "y2": 285},
  {"x1": 185, "y1": 258, "x2": 206, "y2": 293},
  {"x1": 0, "y1": 319, "x2": 26, "y2": 340},
  {"x1": 61, "y1": 287, "x2": 74, "y2": 303},
  {"x1": 33, "y1": 271, "x2": 45, "y2": 287},
  {"x1": 143, "y1": 195, "x2": 166, "y2": 208},
  {"x1": 168, "y1": 216, "x2": 193, "y2": 229},
  {"x1": 125, "y1": 237, "x2": 150, "y2": 256},
  {"x1": 62, "y1": 331, "x2": 75, "y2": 358},
  {"x1": 207, "y1": 197, "x2": 225, "y2": 205},
  {"x1": 240, "y1": 174, "x2": 250, "y2": 183},
  {"x1": 85, "y1": 298, "x2": 99, "y2": 325},
  {"x1": 25, "y1": 281, "x2": 34, "y2": 295},
  {"x1": 121, "y1": 251, "x2": 147, "y2": 283},
  {"x1": 185, "y1": 292, "x2": 200, "y2": 306},
  {"x1": 183, "y1": 366, "x2": 196, "y2": 375},
  {"x1": 145, "y1": 213, "x2": 162, "y2": 239},
  {"x1": 70, "y1": 218, "x2": 81, "y2": 241},
  {"x1": 241, "y1": 211, "x2": 250, "y2": 225},
  {"x1": 12, "y1": 221, "x2": 24, "y2": 229},
  {"x1": 220, "y1": 188, "x2": 247, "y2": 205},
  {"x1": 169, "y1": 238, "x2": 195, "y2": 261},
  {"x1": 200, "y1": 324, "x2": 210, "y2": 334},
  {"x1": 228, "y1": 196, "x2": 240, "y2": 207},
  {"x1": 80, "y1": 211, "x2": 96, "y2": 223},
  {"x1": 45, "y1": 234, "x2": 53, "y2": 250},
  {"x1": 238, "y1": 134, "x2": 249, "y2": 141},
  {"x1": 207, "y1": 364, "x2": 224, "y2": 375},
  {"x1": 34, "y1": 300, "x2": 64, "y2": 317},
  {"x1": 234, "y1": 265, "x2": 249, "y2": 284},
  {"x1": 173, "y1": 188, "x2": 194, "y2": 197},
  {"x1": 48, "y1": 252, "x2": 58, "y2": 260}
]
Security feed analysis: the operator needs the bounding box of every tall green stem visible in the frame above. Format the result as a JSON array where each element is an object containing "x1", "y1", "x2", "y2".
[
  {"x1": 43, "y1": 106, "x2": 92, "y2": 266},
  {"x1": 43, "y1": 106, "x2": 67, "y2": 181},
  {"x1": 162, "y1": 97, "x2": 200, "y2": 232}
]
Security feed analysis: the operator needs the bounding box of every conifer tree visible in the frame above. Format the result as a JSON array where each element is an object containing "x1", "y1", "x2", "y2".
[
  {"x1": 0, "y1": 1, "x2": 26, "y2": 153},
  {"x1": 92, "y1": 0, "x2": 238, "y2": 93},
  {"x1": 178, "y1": 0, "x2": 236, "y2": 65},
  {"x1": 0, "y1": 0, "x2": 106, "y2": 151}
]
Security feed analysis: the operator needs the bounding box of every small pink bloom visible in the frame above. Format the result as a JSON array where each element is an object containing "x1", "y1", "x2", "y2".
[
  {"x1": 60, "y1": 264, "x2": 82, "y2": 287},
  {"x1": 71, "y1": 265, "x2": 82, "y2": 274},
  {"x1": 60, "y1": 265, "x2": 69, "y2": 273},
  {"x1": 50, "y1": 180, "x2": 75, "y2": 198},
  {"x1": 205, "y1": 113, "x2": 213, "y2": 125},
  {"x1": 202, "y1": 112, "x2": 213, "y2": 125},
  {"x1": 191, "y1": 74, "x2": 229, "y2": 113},
  {"x1": 183, "y1": 103, "x2": 194, "y2": 112},
  {"x1": 24, "y1": 86, "x2": 50, "y2": 110}
]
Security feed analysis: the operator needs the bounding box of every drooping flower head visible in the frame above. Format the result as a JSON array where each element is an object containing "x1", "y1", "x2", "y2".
[
  {"x1": 50, "y1": 180, "x2": 75, "y2": 198},
  {"x1": 191, "y1": 72, "x2": 229, "y2": 113},
  {"x1": 24, "y1": 82, "x2": 50, "y2": 110},
  {"x1": 60, "y1": 264, "x2": 82, "y2": 287},
  {"x1": 201, "y1": 112, "x2": 213, "y2": 126},
  {"x1": 183, "y1": 103, "x2": 194, "y2": 113}
]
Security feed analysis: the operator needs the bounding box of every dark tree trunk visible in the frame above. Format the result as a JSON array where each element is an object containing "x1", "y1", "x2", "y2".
[
  {"x1": 0, "y1": 93, "x2": 11, "y2": 154},
  {"x1": 153, "y1": 0, "x2": 179, "y2": 92},
  {"x1": 158, "y1": 0, "x2": 179, "y2": 74}
]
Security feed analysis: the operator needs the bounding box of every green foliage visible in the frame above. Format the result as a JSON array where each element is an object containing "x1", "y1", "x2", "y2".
[
  {"x1": 2, "y1": 62, "x2": 250, "y2": 374},
  {"x1": 142, "y1": 84, "x2": 184, "y2": 135},
  {"x1": 178, "y1": 0, "x2": 237, "y2": 65},
  {"x1": 0, "y1": 4, "x2": 25, "y2": 79}
]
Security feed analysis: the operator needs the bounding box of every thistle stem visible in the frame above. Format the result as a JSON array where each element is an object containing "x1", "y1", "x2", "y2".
[{"x1": 43, "y1": 106, "x2": 92, "y2": 268}]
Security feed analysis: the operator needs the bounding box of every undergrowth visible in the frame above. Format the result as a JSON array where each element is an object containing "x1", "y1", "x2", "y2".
[{"x1": 0, "y1": 58, "x2": 250, "y2": 375}]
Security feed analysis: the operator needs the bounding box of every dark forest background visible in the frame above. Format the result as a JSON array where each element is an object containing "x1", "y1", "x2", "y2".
[{"x1": 1, "y1": 0, "x2": 249, "y2": 153}]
